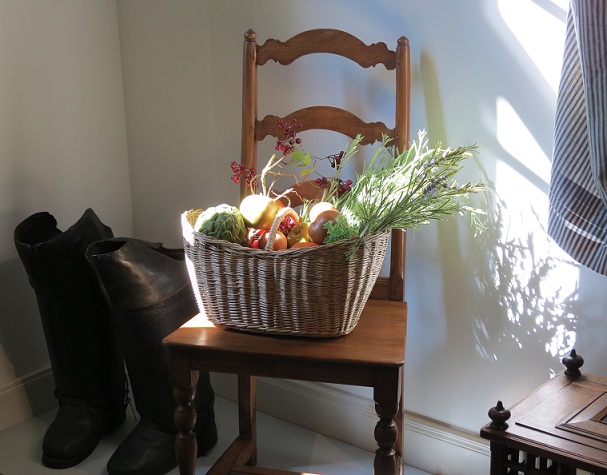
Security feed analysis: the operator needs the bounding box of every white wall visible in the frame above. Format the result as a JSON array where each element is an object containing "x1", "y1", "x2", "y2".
[
  {"x1": 0, "y1": 0, "x2": 132, "y2": 429},
  {"x1": 116, "y1": 1, "x2": 607, "y2": 473},
  {"x1": 2, "y1": 1, "x2": 607, "y2": 474}
]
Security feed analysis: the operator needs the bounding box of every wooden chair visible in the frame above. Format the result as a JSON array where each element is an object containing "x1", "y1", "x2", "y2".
[
  {"x1": 242, "y1": 29, "x2": 409, "y2": 300},
  {"x1": 163, "y1": 29, "x2": 410, "y2": 475}
]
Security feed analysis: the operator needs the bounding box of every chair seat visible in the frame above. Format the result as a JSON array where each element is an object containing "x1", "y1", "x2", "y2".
[
  {"x1": 163, "y1": 299, "x2": 407, "y2": 474},
  {"x1": 166, "y1": 299, "x2": 406, "y2": 382}
]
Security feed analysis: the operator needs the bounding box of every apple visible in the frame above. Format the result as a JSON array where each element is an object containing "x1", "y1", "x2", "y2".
[{"x1": 239, "y1": 195, "x2": 283, "y2": 230}]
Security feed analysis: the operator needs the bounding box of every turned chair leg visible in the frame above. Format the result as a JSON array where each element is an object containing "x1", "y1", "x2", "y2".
[
  {"x1": 373, "y1": 369, "x2": 402, "y2": 475},
  {"x1": 171, "y1": 363, "x2": 199, "y2": 475}
]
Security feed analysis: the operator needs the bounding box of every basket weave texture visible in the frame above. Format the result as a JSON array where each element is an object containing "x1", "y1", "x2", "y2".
[{"x1": 182, "y1": 210, "x2": 389, "y2": 337}]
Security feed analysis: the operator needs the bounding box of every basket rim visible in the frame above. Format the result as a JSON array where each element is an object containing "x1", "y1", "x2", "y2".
[{"x1": 190, "y1": 227, "x2": 389, "y2": 254}]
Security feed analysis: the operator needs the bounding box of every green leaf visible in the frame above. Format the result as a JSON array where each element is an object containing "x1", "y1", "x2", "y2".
[{"x1": 291, "y1": 150, "x2": 307, "y2": 165}]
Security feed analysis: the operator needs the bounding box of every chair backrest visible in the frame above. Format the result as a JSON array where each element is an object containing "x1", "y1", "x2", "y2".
[{"x1": 241, "y1": 28, "x2": 410, "y2": 301}]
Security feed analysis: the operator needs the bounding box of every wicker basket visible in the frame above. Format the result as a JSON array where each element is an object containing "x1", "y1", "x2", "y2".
[{"x1": 181, "y1": 209, "x2": 389, "y2": 337}]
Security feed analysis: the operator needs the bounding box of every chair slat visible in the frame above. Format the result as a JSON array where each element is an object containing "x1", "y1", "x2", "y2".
[
  {"x1": 256, "y1": 29, "x2": 397, "y2": 69},
  {"x1": 256, "y1": 108, "x2": 393, "y2": 145}
]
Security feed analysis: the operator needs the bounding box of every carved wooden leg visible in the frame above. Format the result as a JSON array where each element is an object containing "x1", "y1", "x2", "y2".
[
  {"x1": 168, "y1": 349, "x2": 199, "y2": 475},
  {"x1": 237, "y1": 374, "x2": 257, "y2": 466},
  {"x1": 373, "y1": 368, "x2": 402, "y2": 475},
  {"x1": 489, "y1": 442, "x2": 509, "y2": 475}
]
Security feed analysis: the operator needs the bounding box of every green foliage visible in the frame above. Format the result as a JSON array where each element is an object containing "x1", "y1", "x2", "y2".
[
  {"x1": 335, "y1": 131, "x2": 486, "y2": 238},
  {"x1": 290, "y1": 150, "x2": 314, "y2": 177},
  {"x1": 324, "y1": 214, "x2": 357, "y2": 243}
]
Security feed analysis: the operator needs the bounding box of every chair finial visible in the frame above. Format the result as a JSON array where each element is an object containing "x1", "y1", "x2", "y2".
[
  {"x1": 245, "y1": 29, "x2": 257, "y2": 41},
  {"x1": 397, "y1": 36, "x2": 409, "y2": 47}
]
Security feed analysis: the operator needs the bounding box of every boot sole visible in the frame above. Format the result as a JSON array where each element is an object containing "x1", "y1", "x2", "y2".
[
  {"x1": 42, "y1": 409, "x2": 126, "y2": 469},
  {"x1": 42, "y1": 450, "x2": 96, "y2": 470}
]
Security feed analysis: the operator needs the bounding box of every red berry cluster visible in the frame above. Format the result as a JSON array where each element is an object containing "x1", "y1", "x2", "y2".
[
  {"x1": 230, "y1": 162, "x2": 258, "y2": 190},
  {"x1": 314, "y1": 177, "x2": 353, "y2": 196},
  {"x1": 337, "y1": 179, "x2": 353, "y2": 196},
  {"x1": 315, "y1": 176, "x2": 329, "y2": 188},
  {"x1": 275, "y1": 118, "x2": 302, "y2": 155},
  {"x1": 328, "y1": 151, "x2": 344, "y2": 168},
  {"x1": 231, "y1": 119, "x2": 355, "y2": 197}
]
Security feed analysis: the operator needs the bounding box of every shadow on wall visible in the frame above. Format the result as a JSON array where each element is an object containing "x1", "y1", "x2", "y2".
[
  {"x1": 0, "y1": 256, "x2": 50, "y2": 417},
  {"x1": 469, "y1": 186, "x2": 580, "y2": 376}
]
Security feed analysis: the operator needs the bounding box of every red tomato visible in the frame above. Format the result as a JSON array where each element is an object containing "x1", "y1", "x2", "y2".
[
  {"x1": 257, "y1": 230, "x2": 288, "y2": 251},
  {"x1": 249, "y1": 229, "x2": 265, "y2": 249}
]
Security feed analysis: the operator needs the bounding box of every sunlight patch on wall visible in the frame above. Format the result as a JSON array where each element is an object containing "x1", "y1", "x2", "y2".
[
  {"x1": 497, "y1": 0, "x2": 568, "y2": 93},
  {"x1": 491, "y1": 94, "x2": 579, "y2": 360},
  {"x1": 496, "y1": 96, "x2": 551, "y2": 183}
]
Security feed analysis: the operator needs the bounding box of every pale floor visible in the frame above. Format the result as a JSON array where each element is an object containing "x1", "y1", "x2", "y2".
[{"x1": 0, "y1": 396, "x2": 431, "y2": 475}]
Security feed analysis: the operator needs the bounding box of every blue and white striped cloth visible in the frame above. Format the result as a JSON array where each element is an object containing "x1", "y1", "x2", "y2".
[{"x1": 548, "y1": 0, "x2": 607, "y2": 274}]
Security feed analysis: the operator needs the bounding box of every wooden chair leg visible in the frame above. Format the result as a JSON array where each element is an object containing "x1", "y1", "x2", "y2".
[
  {"x1": 238, "y1": 374, "x2": 257, "y2": 466},
  {"x1": 206, "y1": 375, "x2": 258, "y2": 474},
  {"x1": 168, "y1": 350, "x2": 199, "y2": 475},
  {"x1": 395, "y1": 367, "x2": 404, "y2": 471},
  {"x1": 373, "y1": 369, "x2": 402, "y2": 475},
  {"x1": 395, "y1": 391, "x2": 404, "y2": 472}
]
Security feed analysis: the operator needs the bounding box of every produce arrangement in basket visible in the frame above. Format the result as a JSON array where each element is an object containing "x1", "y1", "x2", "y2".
[{"x1": 183, "y1": 120, "x2": 485, "y2": 337}]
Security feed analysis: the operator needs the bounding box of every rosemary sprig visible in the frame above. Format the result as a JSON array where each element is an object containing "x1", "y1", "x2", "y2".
[{"x1": 334, "y1": 130, "x2": 485, "y2": 239}]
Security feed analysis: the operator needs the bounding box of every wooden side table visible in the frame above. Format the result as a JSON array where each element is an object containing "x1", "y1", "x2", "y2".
[
  {"x1": 480, "y1": 350, "x2": 607, "y2": 474},
  {"x1": 163, "y1": 299, "x2": 407, "y2": 475}
]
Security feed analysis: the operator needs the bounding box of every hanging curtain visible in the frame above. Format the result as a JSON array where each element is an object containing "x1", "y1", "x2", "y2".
[{"x1": 548, "y1": 0, "x2": 607, "y2": 274}]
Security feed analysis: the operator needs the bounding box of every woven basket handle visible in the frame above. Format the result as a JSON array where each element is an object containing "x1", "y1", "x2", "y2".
[{"x1": 265, "y1": 206, "x2": 298, "y2": 251}]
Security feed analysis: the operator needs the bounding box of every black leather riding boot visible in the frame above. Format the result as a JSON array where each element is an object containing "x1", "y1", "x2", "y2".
[
  {"x1": 86, "y1": 238, "x2": 217, "y2": 475},
  {"x1": 14, "y1": 209, "x2": 127, "y2": 469}
]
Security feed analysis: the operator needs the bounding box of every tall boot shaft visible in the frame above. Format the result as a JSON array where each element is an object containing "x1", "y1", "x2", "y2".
[
  {"x1": 15, "y1": 209, "x2": 113, "y2": 298},
  {"x1": 14, "y1": 209, "x2": 125, "y2": 407},
  {"x1": 86, "y1": 238, "x2": 214, "y2": 429}
]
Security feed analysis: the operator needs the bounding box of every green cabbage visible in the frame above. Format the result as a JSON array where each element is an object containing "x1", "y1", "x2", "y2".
[{"x1": 194, "y1": 204, "x2": 248, "y2": 245}]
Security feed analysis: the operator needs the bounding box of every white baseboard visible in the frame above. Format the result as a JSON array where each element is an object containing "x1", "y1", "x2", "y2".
[
  {"x1": 2, "y1": 368, "x2": 492, "y2": 473},
  {"x1": 211, "y1": 374, "x2": 491, "y2": 475},
  {"x1": 0, "y1": 365, "x2": 56, "y2": 431}
]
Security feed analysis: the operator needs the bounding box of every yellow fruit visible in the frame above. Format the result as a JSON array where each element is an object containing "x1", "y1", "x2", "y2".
[
  {"x1": 239, "y1": 195, "x2": 283, "y2": 230},
  {"x1": 287, "y1": 222, "x2": 311, "y2": 248}
]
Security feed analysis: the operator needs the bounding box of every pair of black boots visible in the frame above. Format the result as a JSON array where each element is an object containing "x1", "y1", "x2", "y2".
[{"x1": 14, "y1": 209, "x2": 217, "y2": 474}]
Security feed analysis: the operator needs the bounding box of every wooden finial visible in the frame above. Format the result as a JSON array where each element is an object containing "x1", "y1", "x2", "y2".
[
  {"x1": 244, "y1": 29, "x2": 257, "y2": 41},
  {"x1": 488, "y1": 400, "x2": 511, "y2": 430},
  {"x1": 562, "y1": 348, "x2": 584, "y2": 378}
]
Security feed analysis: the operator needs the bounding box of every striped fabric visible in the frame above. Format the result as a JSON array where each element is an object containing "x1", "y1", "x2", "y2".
[{"x1": 548, "y1": 0, "x2": 607, "y2": 274}]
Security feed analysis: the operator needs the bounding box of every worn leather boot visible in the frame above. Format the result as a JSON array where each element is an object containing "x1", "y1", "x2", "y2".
[
  {"x1": 86, "y1": 238, "x2": 217, "y2": 475},
  {"x1": 14, "y1": 209, "x2": 127, "y2": 469}
]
